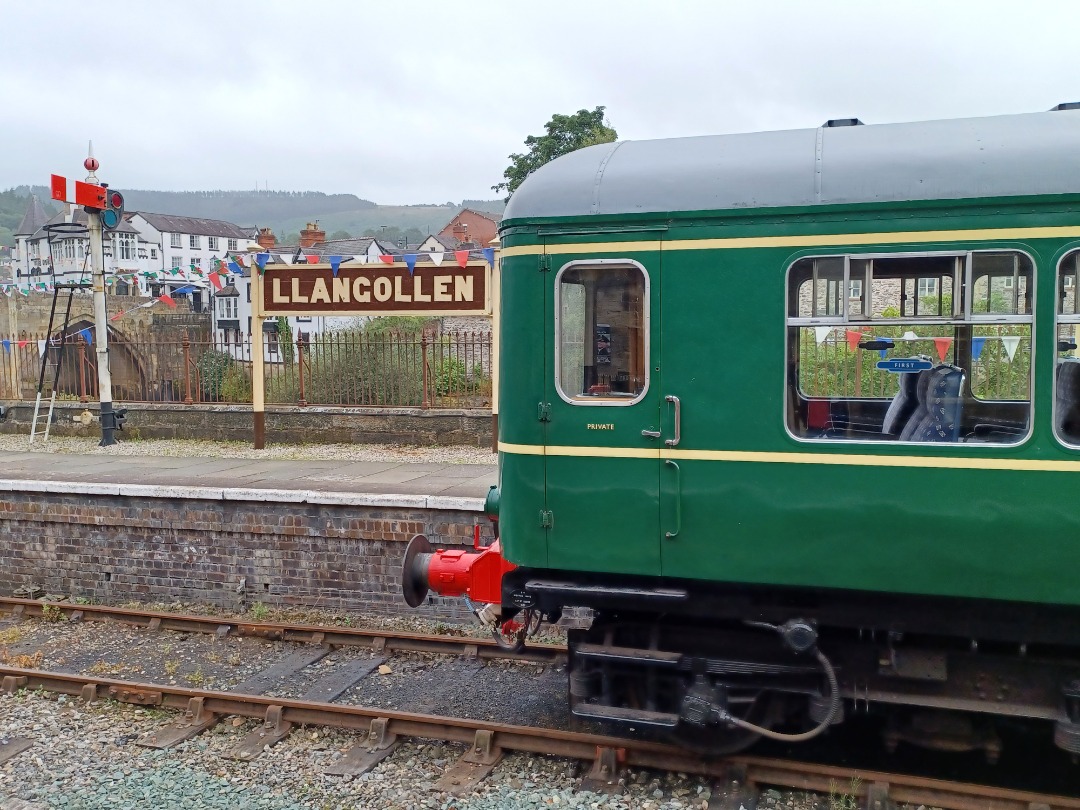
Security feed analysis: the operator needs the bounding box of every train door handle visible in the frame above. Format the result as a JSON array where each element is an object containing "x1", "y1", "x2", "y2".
[
  {"x1": 665, "y1": 459, "x2": 681, "y2": 539},
  {"x1": 641, "y1": 429, "x2": 661, "y2": 438},
  {"x1": 665, "y1": 395, "x2": 681, "y2": 447}
]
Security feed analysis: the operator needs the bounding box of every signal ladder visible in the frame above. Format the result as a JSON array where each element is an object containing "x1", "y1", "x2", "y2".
[{"x1": 29, "y1": 283, "x2": 79, "y2": 445}]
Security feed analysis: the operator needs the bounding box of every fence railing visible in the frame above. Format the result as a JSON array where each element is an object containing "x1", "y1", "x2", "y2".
[{"x1": 0, "y1": 330, "x2": 492, "y2": 409}]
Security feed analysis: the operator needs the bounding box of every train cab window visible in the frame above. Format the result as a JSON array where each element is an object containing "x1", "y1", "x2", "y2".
[
  {"x1": 556, "y1": 262, "x2": 647, "y2": 404},
  {"x1": 787, "y1": 251, "x2": 1033, "y2": 445},
  {"x1": 1054, "y1": 250, "x2": 1080, "y2": 445}
]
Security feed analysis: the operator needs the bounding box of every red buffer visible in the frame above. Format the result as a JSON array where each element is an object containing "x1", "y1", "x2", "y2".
[{"x1": 401, "y1": 526, "x2": 515, "y2": 608}]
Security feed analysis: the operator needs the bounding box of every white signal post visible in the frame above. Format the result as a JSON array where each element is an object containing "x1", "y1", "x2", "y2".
[{"x1": 82, "y1": 147, "x2": 118, "y2": 446}]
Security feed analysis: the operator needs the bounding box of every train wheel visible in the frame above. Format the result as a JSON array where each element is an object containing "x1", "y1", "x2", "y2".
[{"x1": 668, "y1": 694, "x2": 782, "y2": 755}]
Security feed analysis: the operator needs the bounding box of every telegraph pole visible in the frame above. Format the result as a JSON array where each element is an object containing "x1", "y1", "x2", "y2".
[{"x1": 83, "y1": 146, "x2": 118, "y2": 446}]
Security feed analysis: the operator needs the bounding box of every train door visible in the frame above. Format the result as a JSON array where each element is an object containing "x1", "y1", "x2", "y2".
[{"x1": 543, "y1": 244, "x2": 663, "y2": 576}]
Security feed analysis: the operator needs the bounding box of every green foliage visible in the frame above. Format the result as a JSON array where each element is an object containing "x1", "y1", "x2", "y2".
[
  {"x1": 276, "y1": 317, "x2": 294, "y2": 366},
  {"x1": 493, "y1": 106, "x2": 618, "y2": 198},
  {"x1": 359, "y1": 225, "x2": 425, "y2": 248},
  {"x1": 328, "y1": 229, "x2": 352, "y2": 240},
  {"x1": 196, "y1": 349, "x2": 251, "y2": 403},
  {"x1": 363, "y1": 316, "x2": 432, "y2": 334},
  {"x1": 0, "y1": 186, "x2": 59, "y2": 247}
]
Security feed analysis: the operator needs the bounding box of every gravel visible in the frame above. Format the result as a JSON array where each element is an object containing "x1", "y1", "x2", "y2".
[{"x1": 0, "y1": 435, "x2": 496, "y2": 465}]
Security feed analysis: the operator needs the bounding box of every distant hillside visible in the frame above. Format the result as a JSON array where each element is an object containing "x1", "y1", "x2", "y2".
[{"x1": 0, "y1": 186, "x2": 505, "y2": 247}]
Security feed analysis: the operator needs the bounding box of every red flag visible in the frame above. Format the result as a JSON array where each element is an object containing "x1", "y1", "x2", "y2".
[
  {"x1": 379, "y1": 254, "x2": 394, "y2": 264},
  {"x1": 454, "y1": 250, "x2": 470, "y2": 268},
  {"x1": 305, "y1": 254, "x2": 319, "y2": 264},
  {"x1": 159, "y1": 294, "x2": 176, "y2": 308},
  {"x1": 846, "y1": 330, "x2": 863, "y2": 352},
  {"x1": 208, "y1": 271, "x2": 223, "y2": 291},
  {"x1": 17, "y1": 340, "x2": 28, "y2": 348},
  {"x1": 933, "y1": 337, "x2": 953, "y2": 362},
  {"x1": 109, "y1": 311, "x2": 124, "y2": 321},
  {"x1": 234, "y1": 255, "x2": 245, "y2": 268}
]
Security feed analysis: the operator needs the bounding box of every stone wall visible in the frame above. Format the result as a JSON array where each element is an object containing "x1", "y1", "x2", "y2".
[
  {"x1": 0, "y1": 402, "x2": 494, "y2": 447},
  {"x1": 0, "y1": 487, "x2": 485, "y2": 621}
]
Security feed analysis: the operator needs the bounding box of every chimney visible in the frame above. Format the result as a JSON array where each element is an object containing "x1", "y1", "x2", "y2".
[
  {"x1": 257, "y1": 227, "x2": 277, "y2": 250},
  {"x1": 299, "y1": 221, "x2": 325, "y2": 249}
]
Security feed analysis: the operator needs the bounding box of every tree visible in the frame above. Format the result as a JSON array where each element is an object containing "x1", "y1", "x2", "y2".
[
  {"x1": 329, "y1": 229, "x2": 352, "y2": 240},
  {"x1": 493, "y1": 106, "x2": 617, "y2": 199}
]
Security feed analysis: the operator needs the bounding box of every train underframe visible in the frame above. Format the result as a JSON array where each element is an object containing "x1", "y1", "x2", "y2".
[{"x1": 502, "y1": 568, "x2": 1080, "y2": 757}]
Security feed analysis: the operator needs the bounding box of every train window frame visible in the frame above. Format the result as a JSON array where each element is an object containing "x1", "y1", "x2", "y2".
[
  {"x1": 784, "y1": 249, "x2": 1035, "y2": 447},
  {"x1": 1053, "y1": 248, "x2": 1080, "y2": 448},
  {"x1": 553, "y1": 258, "x2": 650, "y2": 408}
]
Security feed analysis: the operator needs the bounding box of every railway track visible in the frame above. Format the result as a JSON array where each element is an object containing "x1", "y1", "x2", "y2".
[
  {"x1": 0, "y1": 596, "x2": 564, "y2": 663},
  {"x1": 1, "y1": 599, "x2": 1078, "y2": 808}
]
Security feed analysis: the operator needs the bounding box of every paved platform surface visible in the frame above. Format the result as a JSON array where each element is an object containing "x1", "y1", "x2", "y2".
[{"x1": 0, "y1": 450, "x2": 498, "y2": 505}]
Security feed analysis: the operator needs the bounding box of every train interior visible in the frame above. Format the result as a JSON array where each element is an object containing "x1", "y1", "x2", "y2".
[{"x1": 783, "y1": 251, "x2": 1080, "y2": 444}]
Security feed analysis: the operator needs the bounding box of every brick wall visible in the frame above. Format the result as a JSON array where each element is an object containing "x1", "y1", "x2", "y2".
[{"x1": 0, "y1": 489, "x2": 487, "y2": 621}]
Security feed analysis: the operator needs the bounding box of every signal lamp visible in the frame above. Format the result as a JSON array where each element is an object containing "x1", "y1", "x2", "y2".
[{"x1": 102, "y1": 190, "x2": 125, "y2": 230}]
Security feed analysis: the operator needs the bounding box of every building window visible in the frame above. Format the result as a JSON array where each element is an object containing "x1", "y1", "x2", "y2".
[
  {"x1": 228, "y1": 238, "x2": 238, "y2": 251},
  {"x1": 119, "y1": 233, "x2": 135, "y2": 261},
  {"x1": 170, "y1": 233, "x2": 182, "y2": 248},
  {"x1": 189, "y1": 234, "x2": 201, "y2": 250},
  {"x1": 786, "y1": 251, "x2": 1033, "y2": 446},
  {"x1": 171, "y1": 256, "x2": 183, "y2": 271},
  {"x1": 555, "y1": 261, "x2": 648, "y2": 404},
  {"x1": 246, "y1": 283, "x2": 251, "y2": 303},
  {"x1": 150, "y1": 248, "x2": 157, "y2": 259},
  {"x1": 218, "y1": 296, "x2": 237, "y2": 319},
  {"x1": 192, "y1": 257, "x2": 202, "y2": 273},
  {"x1": 208, "y1": 237, "x2": 219, "y2": 251}
]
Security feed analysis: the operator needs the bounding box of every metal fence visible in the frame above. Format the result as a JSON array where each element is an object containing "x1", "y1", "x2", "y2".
[{"x1": 0, "y1": 330, "x2": 492, "y2": 409}]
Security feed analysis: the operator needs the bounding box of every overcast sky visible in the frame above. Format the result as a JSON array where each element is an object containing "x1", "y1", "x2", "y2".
[{"x1": 4, "y1": 1, "x2": 1078, "y2": 205}]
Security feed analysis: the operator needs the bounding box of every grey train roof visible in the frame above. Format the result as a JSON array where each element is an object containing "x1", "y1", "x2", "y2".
[{"x1": 502, "y1": 109, "x2": 1080, "y2": 221}]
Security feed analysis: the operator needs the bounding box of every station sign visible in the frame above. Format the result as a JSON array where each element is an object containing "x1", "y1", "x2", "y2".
[
  {"x1": 260, "y1": 262, "x2": 489, "y2": 317},
  {"x1": 876, "y1": 358, "x2": 933, "y2": 373}
]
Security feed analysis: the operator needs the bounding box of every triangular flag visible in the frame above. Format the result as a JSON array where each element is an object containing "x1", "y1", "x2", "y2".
[
  {"x1": 173, "y1": 285, "x2": 196, "y2": 295},
  {"x1": 901, "y1": 330, "x2": 918, "y2": 341},
  {"x1": 482, "y1": 247, "x2": 495, "y2": 267},
  {"x1": 158, "y1": 294, "x2": 176, "y2": 308},
  {"x1": 256, "y1": 253, "x2": 269, "y2": 269},
  {"x1": 933, "y1": 336, "x2": 953, "y2": 362},
  {"x1": 1001, "y1": 336, "x2": 1021, "y2": 362},
  {"x1": 404, "y1": 253, "x2": 418, "y2": 275},
  {"x1": 429, "y1": 251, "x2": 444, "y2": 267},
  {"x1": 329, "y1": 255, "x2": 342, "y2": 277},
  {"x1": 1, "y1": 339, "x2": 9, "y2": 353},
  {"x1": 814, "y1": 326, "x2": 832, "y2": 345},
  {"x1": 279, "y1": 254, "x2": 294, "y2": 266},
  {"x1": 455, "y1": 250, "x2": 470, "y2": 269},
  {"x1": 109, "y1": 311, "x2": 124, "y2": 321},
  {"x1": 302, "y1": 254, "x2": 317, "y2": 265},
  {"x1": 846, "y1": 330, "x2": 863, "y2": 352},
  {"x1": 379, "y1": 254, "x2": 394, "y2": 264},
  {"x1": 208, "y1": 271, "x2": 223, "y2": 291},
  {"x1": 228, "y1": 261, "x2": 241, "y2": 274},
  {"x1": 37, "y1": 340, "x2": 46, "y2": 357},
  {"x1": 879, "y1": 349, "x2": 888, "y2": 359},
  {"x1": 355, "y1": 254, "x2": 369, "y2": 264},
  {"x1": 79, "y1": 328, "x2": 92, "y2": 345},
  {"x1": 971, "y1": 336, "x2": 986, "y2": 362},
  {"x1": 17, "y1": 340, "x2": 28, "y2": 348}
]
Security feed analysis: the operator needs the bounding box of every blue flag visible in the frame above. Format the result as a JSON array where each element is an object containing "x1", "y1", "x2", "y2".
[
  {"x1": 329, "y1": 255, "x2": 342, "y2": 277},
  {"x1": 971, "y1": 337, "x2": 986, "y2": 362},
  {"x1": 482, "y1": 247, "x2": 495, "y2": 267},
  {"x1": 173, "y1": 285, "x2": 196, "y2": 295},
  {"x1": 256, "y1": 253, "x2": 269, "y2": 269},
  {"x1": 228, "y1": 261, "x2": 241, "y2": 275},
  {"x1": 1, "y1": 339, "x2": 9, "y2": 353},
  {"x1": 404, "y1": 253, "x2": 418, "y2": 276},
  {"x1": 79, "y1": 328, "x2": 92, "y2": 345}
]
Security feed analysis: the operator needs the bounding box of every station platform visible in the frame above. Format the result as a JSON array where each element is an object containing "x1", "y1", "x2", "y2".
[{"x1": 0, "y1": 450, "x2": 499, "y2": 511}]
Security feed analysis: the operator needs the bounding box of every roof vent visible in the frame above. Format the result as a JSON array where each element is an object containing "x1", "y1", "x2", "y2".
[
  {"x1": 1051, "y1": 102, "x2": 1080, "y2": 111},
  {"x1": 823, "y1": 118, "x2": 864, "y2": 128}
]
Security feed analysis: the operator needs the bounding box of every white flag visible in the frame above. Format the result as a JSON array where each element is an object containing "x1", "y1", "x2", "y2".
[
  {"x1": 1001, "y1": 336, "x2": 1021, "y2": 362},
  {"x1": 429, "y1": 251, "x2": 445, "y2": 267},
  {"x1": 814, "y1": 326, "x2": 832, "y2": 345},
  {"x1": 902, "y1": 330, "x2": 918, "y2": 341},
  {"x1": 37, "y1": 340, "x2": 46, "y2": 357},
  {"x1": 279, "y1": 254, "x2": 294, "y2": 266}
]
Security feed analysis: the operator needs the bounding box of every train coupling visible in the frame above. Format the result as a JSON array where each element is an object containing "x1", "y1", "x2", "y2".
[{"x1": 401, "y1": 528, "x2": 516, "y2": 608}]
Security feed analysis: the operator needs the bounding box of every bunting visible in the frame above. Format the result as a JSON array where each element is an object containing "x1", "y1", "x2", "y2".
[
  {"x1": 428, "y1": 251, "x2": 444, "y2": 267},
  {"x1": 329, "y1": 255, "x2": 342, "y2": 277},
  {"x1": 379, "y1": 254, "x2": 394, "y2": 264},
  {"x1": 403, "y1": 253, "x2": 418, "y2": 276},
  {"x1": 1001, "y1": 336, "x2": 1021, "y2": 362},
  {"x1": 933, "y1": 337, "x2": 953, "y2": 362},
  {"x1": 454, "y1": 250, "x2": 469, "y2": 269},
  {"x1": 482, "y1": 247, "x2": 495, "y2": 267},
  {"x1": 158, "y1": 293, "x2": 176, "y2": 308},
  {"x1": 971, "y1": 337, "x2": 986, "y2": 362},
  {"x1": 813, "y1": 326, "x2": 832, "y2": 345},
  {"x1": 305, "y1": 255, "x2": 319, "y2": 265}
]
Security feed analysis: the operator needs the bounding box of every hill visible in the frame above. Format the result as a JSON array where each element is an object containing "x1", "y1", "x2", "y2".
[{"x1": 0, "y1": 187, "x2": 504, "y2": 247}]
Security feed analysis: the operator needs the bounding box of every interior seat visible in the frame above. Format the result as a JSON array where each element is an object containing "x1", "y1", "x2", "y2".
[
  {"x1": 1056, "y1": 359, "x2": 1080, "y2": 443},
  {"x1": 898, "y1": 364, "x2": 965, "y2": 443},
  {"x1": 881, "y1": 358, "x2": 932, "y2": 437}
]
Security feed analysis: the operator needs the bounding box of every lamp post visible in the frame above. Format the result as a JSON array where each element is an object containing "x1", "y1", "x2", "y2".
[{"x1": 248, "y1": 244, "x2": 266, "y2": 448}]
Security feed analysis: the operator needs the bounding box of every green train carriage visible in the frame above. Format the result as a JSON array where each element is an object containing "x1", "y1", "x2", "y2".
[{"x1": 405, "y1": 107, "x2": 1080, "y2": 754}]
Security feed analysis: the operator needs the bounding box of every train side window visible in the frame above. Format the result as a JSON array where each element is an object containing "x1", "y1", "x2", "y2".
[
  {"x1": 786, "y1": 251, "x2": 1032, "y2": 445},
  {"x1": 556, "y1": 262, "x2": 648, "y2": 404},
  {"x1": 1054, "y1": 249, "x2": 1080, "y2": 446}
]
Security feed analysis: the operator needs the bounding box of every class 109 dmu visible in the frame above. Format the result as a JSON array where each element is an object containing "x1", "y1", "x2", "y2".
[{"x1": 404, "y1": 105, "x2": 1080, "y2": 757}]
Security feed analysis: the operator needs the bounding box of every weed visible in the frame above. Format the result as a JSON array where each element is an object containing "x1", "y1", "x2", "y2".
[
  {"x1": 88, "y1": 660, "x2": 122, "y2": 676},
  {"x1": 0, "y1": 649, "x2": 43, "y2": 668},
  {"x1": 206, "y1": 652, "x2": 221, "y2": 664},
  {"x1": 74, "y1": 597, "x2": 92, "y2": 605},
  {"x1": 164, "y1": 660, "x2": 179, "y2": 676},
  {"x1": 828, "y1": 777, "x2": 862, "y2": 810},
  {"x1": 249, "y1": 603, "x2": 271, "y2": 621},
  {"x1": 185, "y1": 666, "x2": 205, "y2": 686},
  {"x1": 227, "y1": 652, "x2": 242, "y2": 667},
  {"x1": 161, "y1": 643, "x2": 173, "y2": 655},
  {"x1": 0, "y1": 626, "x2": 24, "y2": 644},
  {"x1": 40, "y1": 604, "x2": 64, "y2": 623}
]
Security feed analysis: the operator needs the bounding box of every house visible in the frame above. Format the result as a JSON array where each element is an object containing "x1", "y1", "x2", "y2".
[
  {"x1": 417, "y1": 233, "x2": 457, "y2": 254},
  {"x1": 13, "y1": 197, "x2": 158, "y2": 292},
  {"x1": 128, "y1": 212, "x2": 258, "y2": 310},
  {"x1": 437, "y1": 208, "x2": 501, "y2": 249}
]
